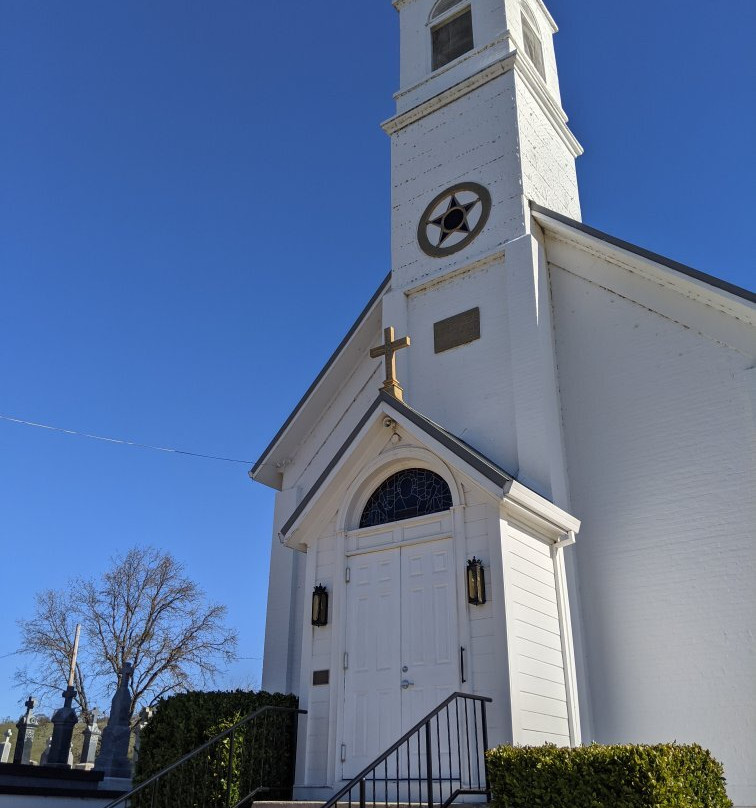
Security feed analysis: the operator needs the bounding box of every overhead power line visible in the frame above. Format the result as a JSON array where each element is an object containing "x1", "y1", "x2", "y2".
[{"x1": 0, "y1": 414, "x2": 253, "y2": 466}]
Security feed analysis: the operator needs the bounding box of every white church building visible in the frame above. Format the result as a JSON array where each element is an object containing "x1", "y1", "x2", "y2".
[{"x1": 251, "y1": 1, "x2": 756, "y2": 805}]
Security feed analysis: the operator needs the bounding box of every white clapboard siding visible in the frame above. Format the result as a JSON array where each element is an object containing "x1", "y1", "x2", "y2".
[
  {"x1": 511, "y1": 585, "x2": 560, "y2": 619},
  {"x1": 519, "y1": 728, "x2": 571, "y2": 746},
  {"x1": 506, "y1": 525, "x2": 571, "y2": 744}
]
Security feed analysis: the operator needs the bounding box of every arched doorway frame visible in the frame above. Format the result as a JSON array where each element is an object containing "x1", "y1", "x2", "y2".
[
  {"x1": 329, "y1": 445, "x2": 471, "y2": 783},
  {"x1": 337, "y1": 445, "x2": 465, "y2": 535}
]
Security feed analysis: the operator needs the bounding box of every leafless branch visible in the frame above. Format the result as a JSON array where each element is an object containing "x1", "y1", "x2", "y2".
[{"x1": 15, "y1": 547, "x2": 238, "y2": 721}]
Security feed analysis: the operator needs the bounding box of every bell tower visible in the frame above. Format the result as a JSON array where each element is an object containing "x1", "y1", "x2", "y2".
[
  {"x1": 381, "y1": 0, "x2": 582, "y2": 501},
  {"x1": 385, "y1": 0, "x2": 582, "y2": 292}
]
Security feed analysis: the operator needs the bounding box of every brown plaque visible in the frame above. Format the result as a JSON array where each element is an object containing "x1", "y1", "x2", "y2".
[
  {"x1": 312, "y1": 669, "x2": 330, "y2": 686},
  {"x1": 434, "y1": 307, "x2": 480, "y2": 353}
]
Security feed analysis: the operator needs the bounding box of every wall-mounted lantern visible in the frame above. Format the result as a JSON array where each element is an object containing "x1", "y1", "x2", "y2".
[
  {"x1": 466, "y1": 557, "x2": 486, "y2": 605},
  {"x1": 311, "y1": 584, "x2": 329, "y2": 627}
]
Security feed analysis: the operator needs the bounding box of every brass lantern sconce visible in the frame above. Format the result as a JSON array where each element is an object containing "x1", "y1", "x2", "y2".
[
  {"x1": 466, "y1": 557, "x2": 486, "y2": 605},
  {"x1": 311, "y1": 584, "x2": 329, "y2": 627}
]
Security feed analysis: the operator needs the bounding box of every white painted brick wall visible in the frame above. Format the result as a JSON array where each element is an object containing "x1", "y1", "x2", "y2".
[
  {"x1": 396, "y1": 0, "x2": 509, "y2": 109},
  {"x1": 390, "y1": 67, "x2": 579, "y2": 293},
  {"x1": 390, "y1": 72, "x2": 526, "y2": 291},
  {"x1": 503, "y1": 0, "x2": 563, "y2": 103},
  {"x1": 551, "y1": 266, "x2": 756, "y2": 806},
  {"x1": 406, "y1": 261, "x2": 519, "y2": 475},
  {"x1": 515, "y1": 75, "x2": 580, "y2": 218}
]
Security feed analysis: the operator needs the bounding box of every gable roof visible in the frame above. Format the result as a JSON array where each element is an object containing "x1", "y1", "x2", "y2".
[
  {"x1": 279, "y1": 390, "x2": 515, "y2": 537},
  {"x1": 530, "y1": 202, "x2": 756, "y2": 304},
  {"x1": 251, "y1": 206, "x2": 753, "y2": 490},
  {"x1": 250, "y1": 271, "x2": 390, "y2": 487}
]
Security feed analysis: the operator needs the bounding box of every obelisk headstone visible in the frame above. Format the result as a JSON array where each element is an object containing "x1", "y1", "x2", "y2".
[
  {"x1": 0, "y1": 729, "x2": 12, "y2": 763},
  {"x1": 95, "y1": 661, "x2": 134, "y2": 778},
  {"x1": 12, "y1": 696, "x2": 38, "y2": 765},
  {"x1": 80, "y1": 709, "x2": 102, "y2": 768}
]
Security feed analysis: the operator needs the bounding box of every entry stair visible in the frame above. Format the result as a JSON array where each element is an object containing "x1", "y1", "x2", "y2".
[{"x1": 101, "y1": 692, "x2": 491, "y2": 808}]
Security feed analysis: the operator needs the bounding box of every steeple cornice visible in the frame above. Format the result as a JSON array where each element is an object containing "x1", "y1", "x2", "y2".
[{"x1": 382, "y1": 47, "x2": 582, "y2": 158}]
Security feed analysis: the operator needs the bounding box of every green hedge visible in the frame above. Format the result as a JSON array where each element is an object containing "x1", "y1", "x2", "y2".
[
  {"x1": 135, "y1": 690, "x2": 299, "y2": 806},
  {"x1": 486, "y1": 743, "x2": 732, "y2": 808}
]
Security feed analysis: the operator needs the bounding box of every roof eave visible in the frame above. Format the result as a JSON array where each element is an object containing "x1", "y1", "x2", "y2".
[
  {"x1": 530, "y1": 202, "x2": 756, "y2": 305},
  {"x1": 279, "y1": 391, "x2": 517, "y2": 540},
  {"x1": 249, "y1": 271, "x2": 391, "y2": 489}
]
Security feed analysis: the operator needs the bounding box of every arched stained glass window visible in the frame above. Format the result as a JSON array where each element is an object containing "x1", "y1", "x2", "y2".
[
  {"x1": 359, "y1": 468, "x2": 453, "y2": 528},
  {"x1": 430, "y1": 0, "x2": 463, "y2": 20}
]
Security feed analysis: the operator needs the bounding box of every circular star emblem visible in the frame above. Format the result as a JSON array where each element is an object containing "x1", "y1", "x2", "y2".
[{"x1": 417, "y1": 182, "x2": 491, "y2": 257}]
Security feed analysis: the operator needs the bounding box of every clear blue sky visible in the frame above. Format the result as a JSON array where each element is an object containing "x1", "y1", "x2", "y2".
[{"x1": 1, "y1": 0, "x2": 753, "y2": 719}]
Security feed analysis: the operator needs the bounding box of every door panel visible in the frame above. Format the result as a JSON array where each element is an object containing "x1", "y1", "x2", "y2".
[
  {"x1": 343, "y1": 550, "x2": 401, "y2": 776},
  {"x1": 343, "y1": 539, "x2": 459, "y2": 777},
  {"x1": 400, "y1": 540, "x2": 458, "y2": 729}
]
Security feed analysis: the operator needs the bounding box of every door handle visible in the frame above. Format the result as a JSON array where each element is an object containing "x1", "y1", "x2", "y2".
[{"x1": 401, "y1": 679, "x2": 414, "y2": 690}]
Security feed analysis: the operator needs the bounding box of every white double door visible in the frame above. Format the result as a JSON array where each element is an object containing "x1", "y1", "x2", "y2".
[{"x1": 342, "y1": 538, "x2": 459, "y2": 777}]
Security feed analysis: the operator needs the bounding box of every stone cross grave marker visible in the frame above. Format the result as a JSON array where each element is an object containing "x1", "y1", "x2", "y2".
[{"x1": 13, "y1": 696, "x2": 38, "y2": 765}]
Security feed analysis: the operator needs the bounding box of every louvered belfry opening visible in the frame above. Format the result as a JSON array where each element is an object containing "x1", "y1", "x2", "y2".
[{"x1": 430, "y1": 1, "x2": 474, "y2": 71}]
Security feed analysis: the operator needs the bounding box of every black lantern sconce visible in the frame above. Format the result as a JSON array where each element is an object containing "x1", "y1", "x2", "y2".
[
  {"x1": 311, "y1": 584, "x2": 329, "y2": 627},
  {"x1": 467, "y1": 557, "x2": 486, "y2": 605}
]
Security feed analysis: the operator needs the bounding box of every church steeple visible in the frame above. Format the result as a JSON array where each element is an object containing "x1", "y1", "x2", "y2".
[
  {"x1": 385, "y1": 0, "x2": 582, "y2": 292},
  {"x1": 392, "y1": 0, "x2": 565, "y2": 111},
  {"x1": 381, "y1": 0, "x2": 582, "y2": 500}
]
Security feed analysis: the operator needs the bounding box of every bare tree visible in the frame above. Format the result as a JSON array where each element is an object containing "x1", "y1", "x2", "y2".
[{"x1": 16, "y1": 547, "x2": 238, "y2": 721}]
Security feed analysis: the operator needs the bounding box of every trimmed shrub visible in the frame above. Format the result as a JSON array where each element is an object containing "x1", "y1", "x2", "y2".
[
  {"x1": 486, "y1": 743, "x2": 732, "y2": 808},
  {"x1": 134, "y1": 690, "x2": 299, "y2": 807}
]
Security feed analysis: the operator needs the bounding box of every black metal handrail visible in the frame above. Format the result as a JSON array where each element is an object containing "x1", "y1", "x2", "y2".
[
  {"x1": 323, "y1": 692, "x2": 492, "y2": 808},
  {"x1": 101, "y1": 705, "x2": 305, "y2": 808}
]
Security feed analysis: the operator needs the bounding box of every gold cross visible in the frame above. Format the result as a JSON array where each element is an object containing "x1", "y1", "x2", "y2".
[{"x1": 370, "y1": 326, "x2": 411, "y2": 401}]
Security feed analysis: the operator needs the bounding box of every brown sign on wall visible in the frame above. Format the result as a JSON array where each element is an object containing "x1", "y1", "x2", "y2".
[
  {"x1": 312, "y1": 670, "x2": 330, "y2": 686},
  {"x1": 434, "y1": 307, "x2": 481, "y2": 353}
]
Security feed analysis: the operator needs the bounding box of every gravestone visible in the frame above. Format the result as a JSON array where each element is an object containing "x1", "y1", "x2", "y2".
[
  {"x1": 13, "y1": 696, "x2": 38, "y2": 765},
  {"x1": 132, "y1": 705, "x2": 153, "y2": 774},
  {"x1": 80, "y1": 709, "x2": 102, "y2": 768},
  {"x1": 39, "y1": 736, "x2": 52, "y2": 765},
  {"x1": 0, "y1": 729, "x2": 12, "y2": 763},
  {"x1": 95, "y1": 662, "x2": 133, "y2": 778},
  {"x1": 47, "y1": 684, "x2": 78, "y2": 767}
]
